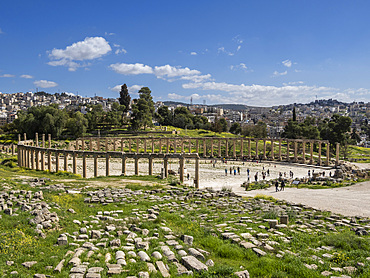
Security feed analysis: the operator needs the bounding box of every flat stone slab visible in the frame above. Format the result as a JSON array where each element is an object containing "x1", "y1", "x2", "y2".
[
  {"x1": 240, "y1": 241, "x2": 256, "y2": 249},
  {"x1": 252, "y1": 248, "x2": 267, "y2": 256},
  {"x1": 181, "y1": 256, "x2": 208, "y2": 272},
  {"x1": 156, "y1": 261, "x2": 170, "y2": 277}
]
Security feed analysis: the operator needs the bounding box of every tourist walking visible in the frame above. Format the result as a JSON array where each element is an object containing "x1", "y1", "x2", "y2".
[
  {"x1": 275, "y1": 180, "x2": 279, "y2": 192},
  {"x1": 225, "y1": 168, "x2": 228, "y2": 176},
  {"x1": 280, "y1": 180, "x2": 285, "y2": 191}
]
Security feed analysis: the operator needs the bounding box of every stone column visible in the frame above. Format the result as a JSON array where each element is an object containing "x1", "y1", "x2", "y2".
[
  {"x1": 48, "y1": 151, "x2": 51, "y2": 172},
  {"x1": 75, "y1": 139, "x2": 79, "y2": 150},
  {"x1": 82, "y1": 153, "x2": 87, "y2": 178},
  {"x1": 225, "y1": 139, "x2": 229, "y2": 158},
  {"x1": 81, "y1": 138, "x2": 85, "y2": 151},
  {"x1": 203, "y1": 139, "x2": 207, "y2": 158},
  {"x1": 97, "y1": 137, "x2": 100, "y2": 151},
  {"x1": 255, "y1": 140, "x2": 259, "y2": 159},
  {"x1": 318, "y1": 141, "x2": 322, "y2": 166},
  {"x1": 164, "y1": 157, "x2": 168, "y2": 178},
  {"x1": 240, "y1": 139, "x2": 244, "y2": 158},
  {"x1": 129, "y1": 138, "x2": 132, "y2": 153},
  {"x1": 151, "y1": 138, "x2": 155, "y2": 153},
  {"x1": 279, "y1": 140, "x2": 282, "y2": 161},
  {"x1": 302, "y1": 141, "x2": 306, "y2": 163},
  {"x1": 89, "y1": 139, "x2": 93, "y2": 151},
  {"x1": 41, "y1": 150, "x2": 45, "y2": 171},
  {"x1": 35, "y1": 133, "x2": 39, "y2": 146},
  {"x1": 294, "y1": 141, "x2": 298, "y2": 162},
  {"x1": 326, "y1": 142, "x2": 330, "y2": 166},
  {"x1": 233, "y1": 139, "x2": 236, "y2": 158},
  {"x1": 188, "y1": 139, "x2": 191, "y2": 154},
  {"x1": 18, "y1": 134, "x2": 21, "y2": 142},
  {"x1": 26, "y1": 148, "x2": 30, "y2": 168},
  {"x1": 73, "y1": 152, "x2": 77, "y2": 174},
  {"x1": 24, "y1": 133, "x2": 27, "y2": 141},
  {"x1": 181, "y1": 139, "x2": 184, "y2": 153},
  {"x1": 113, "y1": 139, "x2": 116, "y2": 151},
  {"x1": 166, "y1": 138, "x2": 169, "y2": 153},
  {"x1": 149, "y1": 156, "x2": 153, "y2": 175},
  {"x1": 263, "y1": 140, "x2": 267, "y2": 160},
  {"x1": 174, "y1": 139, "x2": 177, "y2": 154},
  {"x1": 122, "y1": 156, "x2": 126, "y2": 176},
  {"x1": 42, "y1": 134, "x2": 45, "y2": 148},
  {"x1": 196, "y1": 139, "x2": 199, "y2": 153},
  {"x1": 195, "y1": 156, "x2": 200, "y2": 189},
  {"x1": 55, "y1": 151, "x2": 59, "y2": 172},
  {"x1": 48, "y1": 134, "x2": 51, "y2": 148},
  {"x1": 136, "y1": 138, "x2": 139, "y2": 153},
  {"x1": 144, "y1": 139, "x2": 147, "y2": 153},
  {"x1": 134, "y1": 156, "x2": 139, "y2": 175},
  {"x1": 35, "y1": 149, "x2": 39, "y2": 170},
  {"x1": 336, "y1": 143, "x2": 340, "y2": 166},
  {"x1": 286, "y1": 140, "x2": 290, "y2": 161},
  {"x1": 121, "y1": 139, "x2": 124, "y2": 152},
  {"x1": 271, "y1": 139, "x2": 274, "y2": 160},
  {"x1": 106, "y1": 153, "x2": 110, "y2": 176},
  {"x1": 64, "y1": 152, "x2": 68, "y2": 171},
  {"x1": 211, "y1": 139, "x2": 214, "y2": 157},
  {"x1": 218, "y1": 139, "x2": 221, "y2": 157},
  {"x1": 94, "y1": 154, "x2": 98, "y2": 177},
  {"x1": 248, "y1": 139, "x2": 251, "y2": 159},
  {"x1": 310, "y1": 141, "x2": 314, "y2": 164},
  {"x1": 179, "y1": 156, "x2": 185, "y2": 182},
  {"x1": 159, "y1": 139, "x2": 162, "y2": 153},
  {"x1": 105, "y1": 138, "x2": 108, "y2": 151}
]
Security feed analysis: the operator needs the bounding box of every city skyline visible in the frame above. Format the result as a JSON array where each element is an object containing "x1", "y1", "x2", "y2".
[{"x1": 1, "y1": 1, "x2": 370, "y2": 106}]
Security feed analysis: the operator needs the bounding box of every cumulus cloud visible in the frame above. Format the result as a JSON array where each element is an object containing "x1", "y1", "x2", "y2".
[
  {"x1": 110, "y1": 63, "x2": 153, "y2": 75},
  {"x1": 20, "y1": 74, "x2": 33, "y2": 79},
  {"x1": 282, "y1": 59, "x2": 292, "y2": 68},
  {"x1": 115, "y1": 48, "x2": 127, "y2": 55},
  {"x1": 230, "y1": 63, "x2": 251, "y2": 72},
  {"x1": 273, "y1": 70, "x2": 288, "y2": 77},
  {"x1": 190, "y1": 52, "x2": 197, "y2": 55},
  {"x1": 180, "y1": 81, "x2": 345, "y2": 106},
  {"x1": 34, "y1": 80, "x2": 58, "y2": 88},
  {"x1": 154, "y1": 65, "x2": 201, "y2": 78},
  {"x1": 48, "y1": 37, "x2": 111, "y2": 71},
  {"x1": 110, "y1": 63, "x2": 210, "y2": 83},
  {"x1": 110, "y1": 84, "x2": 143, "y2": 95},
  {"x1": 0, "y1": 74, "x2": 15, "y2": 78}
]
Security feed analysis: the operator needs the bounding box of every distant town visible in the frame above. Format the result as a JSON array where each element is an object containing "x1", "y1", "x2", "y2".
[{"x1": 1, "y1": 91, "x2": 369, "y2": 145}]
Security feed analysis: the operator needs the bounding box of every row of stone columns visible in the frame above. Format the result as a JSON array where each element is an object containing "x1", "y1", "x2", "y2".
[
  {"x1": 17, "y1": 145, "x2": 200, "y2": 188},
  {"x1": 75, "y1": 137, "x2": 335, "y2": 166}
]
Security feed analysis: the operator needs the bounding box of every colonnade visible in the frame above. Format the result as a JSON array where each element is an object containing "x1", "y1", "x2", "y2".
[
  {"x1": 17, "y1": 134, "x2": 200, "y2": 187},
  {"x1": 74, "y1": 137, "x2": 339, "y2": 166}
]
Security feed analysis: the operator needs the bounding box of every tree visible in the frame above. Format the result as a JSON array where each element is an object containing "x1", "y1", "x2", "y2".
[
  {"x1": 84, "y1": 104, "x2": 104, "y2": 131},
  {"x1": 130, "y1": 87, "x2": 155, "y2": 130},
  {"x1": 229, "y1": 122, "x2": 241, "y2": 135},
  {"x1": 212, "y1": 117, "x2": 228, "y2": 133},
  {"x1": 118, "y1": 84, "x2": 131, "y2": 113},
  {"x1": 66, "y1": 112, "x2": 88, "y2": 138},
  {"x1": 292, "y1": 107, "x2": 297, "y2": 121},
  {"x1": 319, "y1": 114, "x2": 352, "y2": 146}
]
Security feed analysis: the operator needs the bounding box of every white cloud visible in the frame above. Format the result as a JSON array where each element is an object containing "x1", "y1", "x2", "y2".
[
  {"x1": 190, "y1": 52, "x2": 197, "y2": 55},
  {"x1": 105, "y1": 32, "x2": 115, "y2": 36},
  {"x1": 154, "y1": 65, "x2": 201, "y2": 78},
  {"x1": 230, "y1": 63, "x2": 250, "y2": 71},
  {"x1": 110, "y1": 84, "x2": 143, "y2": 95},
  {"x1": 180, "y1": 81, "x2": 345, "y2": 106},
  {"x1": 34, "y1": 80, "x2": 58, "y2": 88},
  {"x1": 110, "y1": 63, "x2": 208, "y2": 83},
  {"x1": 110, "y1": 63, "x2": 153, "y2": 75},
  {"x1": 273, "y1": 70, "x2": 288, "y2": 77},
  {"x1": 115, "y1": 48, "x2": 127, "y2": 55},
  {"x1": 0, "y1": 74, "x2": 15, "y2": 78},
  {"x1": 20, "y1": 74, "x2": 33, "y2": 79},
  {"x1": 218, "y1": 47, "x2": 234, "y2": 56},
  {"x1": 282, "y1": 59, "x2": 292, "y2": 68},
  {"x1": 48, "y1": 37, "x2": 111, "y2": 71}
]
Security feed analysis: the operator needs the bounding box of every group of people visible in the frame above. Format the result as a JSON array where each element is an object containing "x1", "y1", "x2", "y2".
[
  {"x1": 225, "y1": 166, "x2": 241, "y2": 176},
  {"x1": 275, "y1": 180, "x2": 285, "y2": 192}
]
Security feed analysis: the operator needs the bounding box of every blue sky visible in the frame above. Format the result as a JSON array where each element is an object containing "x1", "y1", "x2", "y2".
[{"x1": 1, "y1": 0, "x2": 370, "y2": 106}]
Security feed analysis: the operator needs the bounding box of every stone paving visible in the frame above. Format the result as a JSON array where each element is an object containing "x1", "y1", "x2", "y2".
[{"x1": 1, "y1": 178, "x2": 370, "y2": 277}]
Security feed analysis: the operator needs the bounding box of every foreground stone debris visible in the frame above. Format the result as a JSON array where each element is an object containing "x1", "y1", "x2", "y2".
[{"x1": 1, "y1": 180, "x2": 370, "y2": 277}]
